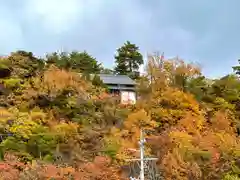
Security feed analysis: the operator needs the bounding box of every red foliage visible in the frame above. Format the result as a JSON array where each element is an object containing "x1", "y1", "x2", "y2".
[
  {"x1": 0, "y1": 155, "x2": 126, "y2": 180},
  {"x1": 75, "y1": 156, "x2": 125, "y2": 180}
]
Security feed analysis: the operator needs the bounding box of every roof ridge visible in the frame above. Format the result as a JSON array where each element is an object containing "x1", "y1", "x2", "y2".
[
  {"x1": 99, "y1": 73, "x2": 129, "y2": 76},
  {"x1": 98, "y1": 73, "x2": 136, "y2": 85}
]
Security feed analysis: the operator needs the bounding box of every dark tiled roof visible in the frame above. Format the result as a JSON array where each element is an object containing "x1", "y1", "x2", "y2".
[{"x1": 98, "y1": 74, "x2": 136, "y2": 85}]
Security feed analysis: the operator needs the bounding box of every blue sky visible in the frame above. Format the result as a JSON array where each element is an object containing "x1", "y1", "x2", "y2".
[{"x1": 0, "y1": 0, "x2": 240, "y2": 78}]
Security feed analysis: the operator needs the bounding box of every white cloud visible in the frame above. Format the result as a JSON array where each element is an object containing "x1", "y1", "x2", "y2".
[
  {"x1": 23, "y1": 0, "x2": 84, "y2": 34},
  {"x1": 0, "y1": 0, "x2": 238, "y2": 78},
  {"x1": 0, "y1": 7, "x2": 24, "y2": 54}
]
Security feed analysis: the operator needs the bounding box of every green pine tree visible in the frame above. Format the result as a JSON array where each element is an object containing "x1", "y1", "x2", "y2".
[{"x1": 114, "y1": 41, "x2": 143, "y2": 77}]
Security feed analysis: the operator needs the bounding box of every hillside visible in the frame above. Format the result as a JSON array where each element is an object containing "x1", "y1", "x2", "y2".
[{"x1": 0, "y1": 49, "x2": 239, "y2": 180}]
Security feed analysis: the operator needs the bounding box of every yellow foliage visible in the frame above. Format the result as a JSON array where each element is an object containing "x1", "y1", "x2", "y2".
[
  {"x1": 150, "y1": 87, "x2": 201, "y2": 128},
  {"x1": 149, "y1": 105, "x2": 240, "y2": 179},
  {"x1": 124, "y1": 109, "x2": 157, "y2": 132},
  {"x1": 162, "y1": 148, "x2": 202, "y2": 180},
  {"x1": 0, "y1": 108, "x2": 13, "y2": 123},
  {"x1": 123, "y1": 109, "x2": 156, "y2": 147},
  {"x1": 153, "y1": 87, "x2": 200, "y2": 113},
  {"x1": 9, "y1": 116, "x2": 40, "y2": 139},
  {"x1": 53, "y1": 122, "x2": 79, "y2": 136},
  {"x1": 30, "y1": 110, "x2": 47, "y2": 124},
  {"x1": 211, "y1": 111, "x2": 234, "y2": 133},
  {"x1": 109, "y1": 110, "x2": 157, "y2": 162},
  {"x1": 146, "y1": 54, "x2": 200, "y2": 91},
  {"x1": 43, "y1": 66, "x2": 85, "y2": 93},
  {"x1": 23, "y1": 66, "x2": 94, "y2": 100},
  {"x1": 170, "y1": 131, "x2": 193, "y2": 145},
  {"x1": 215, "y1": 132, "x2": 240, "y2": 156},
  {"x1": 178, "y1": 113, "x2": 204, "y2": 135}
]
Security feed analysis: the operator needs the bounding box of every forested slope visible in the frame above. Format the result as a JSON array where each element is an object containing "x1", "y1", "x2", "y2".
[{"x1": 0, "y1": 45, "x2": 239, "y2": 180}]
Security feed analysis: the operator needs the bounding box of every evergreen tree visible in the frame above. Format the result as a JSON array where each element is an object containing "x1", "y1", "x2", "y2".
[
  {"x1": 46, "y1": 51, "x2": 102, "y2": 74},
  {"x1": 92, "y1": 75, "x2": 104, "y2": 87},
  {"x1": 233, "y1": 59, "x2": 240, "y2": 75},
  {"x1": 114, "y1": 41, "x2": 143, "y2": 77}
]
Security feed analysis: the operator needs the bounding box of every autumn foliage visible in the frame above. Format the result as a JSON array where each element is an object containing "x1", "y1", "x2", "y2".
[{"x1": 0, "y1": 50, "x2": 240, "y2": 180}]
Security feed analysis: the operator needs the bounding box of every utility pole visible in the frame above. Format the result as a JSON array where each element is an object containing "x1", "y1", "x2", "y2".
[
  {"x1": 127, "y1": 129, "x2": 159, "y2": 180},
  {"x1": 139, "y1": 129, "x2": 146, "y2": 180}
]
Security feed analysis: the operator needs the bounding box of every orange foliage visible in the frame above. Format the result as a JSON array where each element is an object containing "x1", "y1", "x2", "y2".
[
  {"x1": 146, "y1": 54, "x2": 201, "y2": 90},
  {"x1": 23, "y1": 65, "x2": 94, "y2": 100},
  {"x1": 148, "y1": 110, "x2": 240, "y2": 179},
  {"x1": 75, "y1": 156, "x2": 124, "y2": 180},
  {"x1": 1, "y1": 51, "x2": 239, "y2": 180},
  {"x1": 111, "y1": 109, "x2": 157, "y2": 161},
  {"x1": 0, "y1": 153, "x2": 25, "y2": 180},
  {"x1": 150, "y1": 87, "x2": 201, "y2": 129},
  {"x1": 124, "y1": 55, "x2": 240, "y2": 179},
  {"x1": 0, "y1": 155, "x2": 125, "y2": 180}
]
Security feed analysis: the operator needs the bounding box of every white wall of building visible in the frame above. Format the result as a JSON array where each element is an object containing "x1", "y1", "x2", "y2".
[{"x1": 120, "y1": 91, "x2": 136, "y2": 105}]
